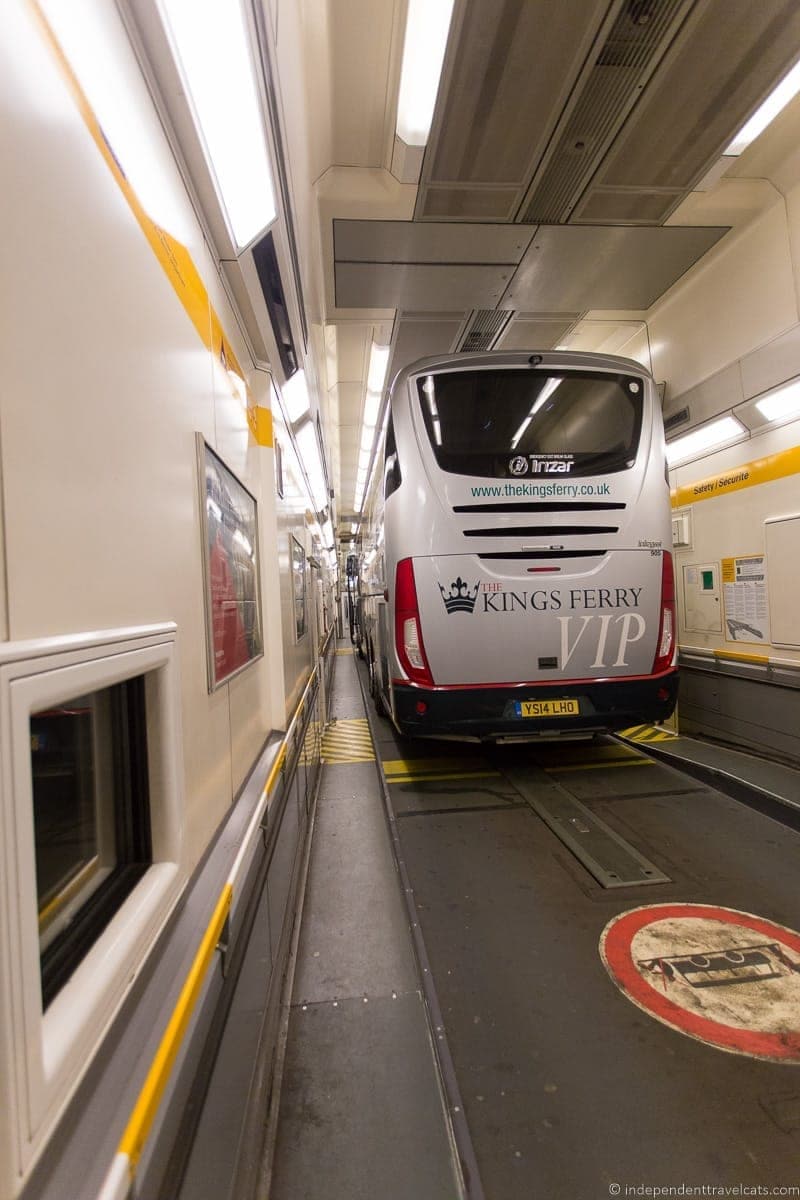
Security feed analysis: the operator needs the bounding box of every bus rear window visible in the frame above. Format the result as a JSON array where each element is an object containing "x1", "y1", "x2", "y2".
[{"x1": 416, "y1": 369, "x2": 644, "y2": 477}]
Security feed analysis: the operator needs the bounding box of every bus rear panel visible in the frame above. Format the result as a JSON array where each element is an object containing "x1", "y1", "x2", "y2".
[{"x1": 364, "y1": 351, "x2": 678, "y2": 741}]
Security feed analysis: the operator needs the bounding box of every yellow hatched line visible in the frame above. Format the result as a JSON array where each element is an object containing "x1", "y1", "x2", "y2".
[
  {"x1": 620, "y1": 724, "x2": 680, "y2": 743},
  {"x1": 324, "y1": 750, "x2": 376, "y2": 763},
  {"x1": 335, "y1": 648, "x2": 354, "y2": 656},
  {"x1": 322, "y1": 719, "x2": 375, "y2": 763}
]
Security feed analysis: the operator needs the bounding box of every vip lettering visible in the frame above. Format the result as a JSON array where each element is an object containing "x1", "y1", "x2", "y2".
[{"x1": 559, "y1": 613, "x2": 646, "y2": 669}]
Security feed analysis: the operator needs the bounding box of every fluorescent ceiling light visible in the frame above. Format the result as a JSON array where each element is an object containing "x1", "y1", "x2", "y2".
[
  {"x1": 363, "y1": 390, "x2": 380, "y2": 431},
  {"x1": 396, "y1": 0, "x2": 455, "y2": 147},
  {"x1": 40, "y1": 0, "x2": 188, "y2": 238},
  {"x1": 666, "y1": 416, "x2": 745, "y2": 466},
  {"x1": 282, "y1": 370, "x2": 311, "y2": 424},
  {"x1": 754, "y1": 378, "x2": 800, "y2": 423},
  {"x1": 158, "y1": 0, "x2": 276, "y2": 249},
  {"x1": 725, "y1": 58, "x2": 800, "y2": 155},
  {"x1": 295, "y1": 420, "x2": 328, "y2": 511},
  {"x1": 367, "y1": 343, "x2": 391, "y2": 394}
]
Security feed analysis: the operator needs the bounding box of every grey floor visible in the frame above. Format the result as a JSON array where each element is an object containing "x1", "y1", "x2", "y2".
[
  {"x1": 269, "y1": 648, "x2": 461, "y2": 1200},
  {"x1": 197, "y1": 651, "x2": 800, "y2": 1200}
]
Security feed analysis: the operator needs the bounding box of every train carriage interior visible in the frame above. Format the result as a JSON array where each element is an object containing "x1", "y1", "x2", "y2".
[{"x1": 5, "y1": 1, "x2": 800, "y2": 1199}]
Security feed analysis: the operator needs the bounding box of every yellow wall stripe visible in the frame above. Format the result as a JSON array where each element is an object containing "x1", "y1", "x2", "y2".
[
  {"x1": 671, "y1": 444, "x2": 800, "y2": 509},
  {"x1": 29, "y1": 2, "x2": 272, "y2": 448},
  {"x1": 119, "y1": 884, "x2": 232, "y2": 1169},
  {"x1": 249, "y1": 405, "x2": 274, "y2": 448}
]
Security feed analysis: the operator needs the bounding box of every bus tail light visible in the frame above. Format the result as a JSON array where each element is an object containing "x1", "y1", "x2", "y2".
[
  {"x1": 652, "y1": 550, "x2": 676, "y2": 674},
  {"x1": 395, "y1": 558, "x2": 434, "y2": 686}
]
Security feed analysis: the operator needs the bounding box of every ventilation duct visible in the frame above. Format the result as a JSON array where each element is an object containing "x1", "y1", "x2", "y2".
[
  {"x1": 521, "y1": 0, "x2": 691, "y2": 224},
  {"x1": 458, "y1": 309, "x2": 513, "y2": 352}
]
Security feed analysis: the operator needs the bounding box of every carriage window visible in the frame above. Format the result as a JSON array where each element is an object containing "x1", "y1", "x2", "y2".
[
  {"x1": 33, "y1": 677, "x2": 151, "y2": 1007},
  {"x1": 417, "y1": 369, "x2": 644, "y2": 477}
]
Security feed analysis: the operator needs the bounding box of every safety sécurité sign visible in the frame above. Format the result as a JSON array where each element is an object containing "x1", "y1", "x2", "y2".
[{"x1": 600, "y1": 903, "x2": 800, "y2": 1062}]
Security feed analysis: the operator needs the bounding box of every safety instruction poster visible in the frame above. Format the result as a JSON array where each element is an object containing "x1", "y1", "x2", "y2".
[{"x1": 721, "y1": 555, "x2": 769, "y2": 643}]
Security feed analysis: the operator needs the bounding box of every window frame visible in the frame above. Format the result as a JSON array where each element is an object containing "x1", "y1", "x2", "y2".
[{"x1": 0, "y1": 625, "x2": 184, "y2": 1176}]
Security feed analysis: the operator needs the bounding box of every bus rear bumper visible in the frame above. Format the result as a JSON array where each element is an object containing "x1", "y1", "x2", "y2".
[{"x1": 391, "y1": 671, "x2": 679, "y2": 740}]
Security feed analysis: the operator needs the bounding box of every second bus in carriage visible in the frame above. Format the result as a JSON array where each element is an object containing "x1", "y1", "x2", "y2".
[{"x1": 358, "y1": 350, "x2": 678, "y2": 740}]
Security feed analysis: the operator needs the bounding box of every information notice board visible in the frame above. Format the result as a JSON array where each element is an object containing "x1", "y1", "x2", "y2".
[{"x1": 721, "y1": 555, "x2": 769, "y2": 644}]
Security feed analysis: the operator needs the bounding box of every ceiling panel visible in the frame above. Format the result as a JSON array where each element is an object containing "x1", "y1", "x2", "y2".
[
  {"x1": 420, "y1": 186, "x2": 520, "y2": 222},
  {"x1": 390, "y1": 315, "x2": 465, "y2": 376},
  {"x1": 328, "y1": 0, "x2": 397, "y2": 167},
  {"x1": 501, "y1": 224, "x2": 728, "y2": 310},
  {"x1": 423, "y1": 0, "x2": 611, "y2": 188},
  {"x1": 335, "y1": 262, "x2": 513, "y2": 310},
  {"x1": 334, "y1": 219, "x2": 532, "y2": 263},
  {"x1": 332, "y1": 324, "x2": 370, "y2": 381},
  {"x1": 592, "y1": 0, "x2": 800, "y2": 194},
  {"x1": 497, "y1": 315, "x2": 579, "y2": 350}
]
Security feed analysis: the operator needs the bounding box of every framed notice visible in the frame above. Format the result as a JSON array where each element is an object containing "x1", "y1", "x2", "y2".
[
  {"x1": 291, "y1": 535, "x2": 307, "y2": 641},
  {"x1": 197, "y1": 435, "x2": 263, "y2": 690}
]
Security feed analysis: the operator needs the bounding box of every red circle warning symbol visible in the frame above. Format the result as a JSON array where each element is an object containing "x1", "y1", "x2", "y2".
[{"x1": 600, "y1": 903, "x2": 800, "y2": 1062}]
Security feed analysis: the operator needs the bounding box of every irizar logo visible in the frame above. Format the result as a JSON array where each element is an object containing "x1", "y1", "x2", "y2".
[
  {"x1": 508, "y1": 456, "x2": 574, "y2": 475},
  {"x1": 439, "y1": 577, "x2": 480, "y2": 614}
]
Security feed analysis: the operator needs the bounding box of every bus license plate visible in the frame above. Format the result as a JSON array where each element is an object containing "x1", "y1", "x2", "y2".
[{"x1": 516, "y1": 699, "x2": 580, "y2": 719}]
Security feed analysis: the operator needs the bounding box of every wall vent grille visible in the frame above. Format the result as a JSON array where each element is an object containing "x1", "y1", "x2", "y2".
[
  {"x1": 458, "y1": 310, "x2": 513, "y2": 352},
  {"x1": 664, "y1": 406, "x2": 690, "y2": 432}
]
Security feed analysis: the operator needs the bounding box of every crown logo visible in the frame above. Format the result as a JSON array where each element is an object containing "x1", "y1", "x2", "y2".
[{"x1": 438, "y1": 577, "x2": 479, "y2": 615}]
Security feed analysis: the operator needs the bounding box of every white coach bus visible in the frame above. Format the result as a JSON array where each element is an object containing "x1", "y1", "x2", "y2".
[{"x1": 358, "y1": 351, "x2": 677, "y2": 741}]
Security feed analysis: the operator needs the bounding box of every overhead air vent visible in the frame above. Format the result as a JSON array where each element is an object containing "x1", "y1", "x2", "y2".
[
  {"x1": 458, "y1": 309, "x2": 513, "y2": 352},
  {"x1": 521, "y1": 0, "x2": 691, "y2": 224},
  {"x1": 664, "y1": 406, "x2": 690, "y2": 432},
  {"x1": 252, "y1": 231, "x2": 298, "y2": 380}
]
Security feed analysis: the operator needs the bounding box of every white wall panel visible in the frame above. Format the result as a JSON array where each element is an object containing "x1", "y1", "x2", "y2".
[
  {"x1": 669, "y1": 416, "x2": 800, "y2": 661},
  {"x1": 0, "y1": 2, "x2": 288, "y2": 873},
  {"x1": 649, "y1": 200, "x2": 798, "y2": 398}
]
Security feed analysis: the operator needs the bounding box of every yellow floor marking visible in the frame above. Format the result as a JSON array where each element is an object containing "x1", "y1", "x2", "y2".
[
  {"x1": 382, "y1": 755, "x2": 500, "y2": 785},
  {"x1": 545, "y1": 758, "x2": 654, "y2": 773},
  {"x1": 384, "y1": 770, "x2": 501, "y2": 785},
  {"x1": 335, "y1": 647, "x2": 354, "y2": 656},
  {"x1": 321, "y1": 719, "x2": 375, "y2": 763},
  {"x1": 619, "y1": 724, "x2": 680, "y2": 743},
  {"x1": 383, "y1": 756, "x2": 489, "y2": 773}
]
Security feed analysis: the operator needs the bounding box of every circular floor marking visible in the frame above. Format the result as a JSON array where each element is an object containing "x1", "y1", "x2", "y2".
[{"x1": 600, "y1": 903, "x2": 800, "y2": 1062}]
